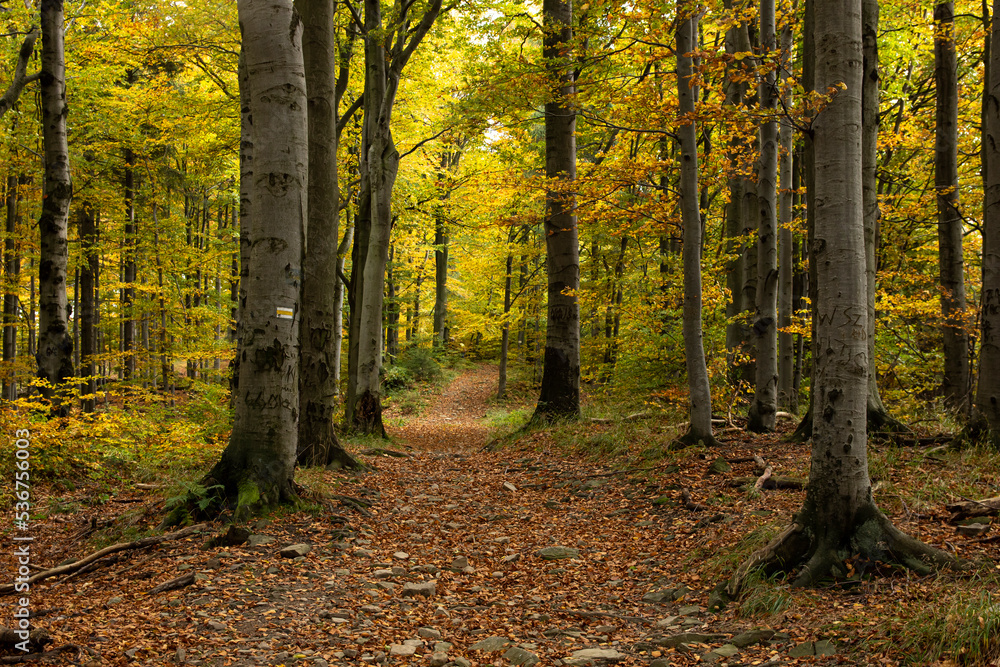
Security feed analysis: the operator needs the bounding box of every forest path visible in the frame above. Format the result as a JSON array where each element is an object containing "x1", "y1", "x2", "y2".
[{"x1": 35, "y1": 366, "x2": 838, "y2": 667}]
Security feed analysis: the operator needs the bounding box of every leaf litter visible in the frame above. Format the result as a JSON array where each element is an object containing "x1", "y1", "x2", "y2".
[{"x1": 2, "y1": 365, "x2": 997, "y2": 666}]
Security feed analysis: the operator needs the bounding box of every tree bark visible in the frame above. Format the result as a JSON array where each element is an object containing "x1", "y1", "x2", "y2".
[
  {"x1": 202, "y1": 0, "x2": 307, "y2": 518},
  {"x1": 935, "y1": 0, "x2": 970, "y2": 411},
  {"x1": 122, "y1": 147, "x2": 137, "y2": 381},
  {"x1": 296, "y1": 0, "x2": 361, "y2": 470},
  {"x1": 676, "y1": 0, "x2": 717, "y2": 446},
  {"x1": 36, "y1": 0, "x2": 73, "y2": 414},
  {"x1": 3, "y1": 175, "x2": 21, "y2": 402},
  {"x1": 731, "y1": 0, "x2": 955, "y2": 591},
  {"x1": 79, "y1": 202, "x2": 97, "y2": 412},
  {"x1": 348, "y1": 0, "x2": 441, "y2": 435},
  {"x1": 533, "y1": 0, "x2": 581, "y2": 422},
  {"x1": 777, "y1": 28, "x2": 795, "y2": 412},
  {"x1": 971, "y1": 0, "x2": 1000, "y2": 442},
  {"x1": 748, "y1": 0, "x2": 779, "y2": 432},
  {"x1": 332, "y1": 219, "x2": 352, "y2": 396}
]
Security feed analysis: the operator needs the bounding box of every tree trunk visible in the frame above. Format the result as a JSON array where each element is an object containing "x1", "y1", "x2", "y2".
[
  {"x1": 748, "y1": 0, "x2": 779, "y2": 431},
  {"x1": 533, "y1": 0, "x2": 581, "y2": 422},
  {"x1": 433, "y1": 206, "x2": 448, "y2": 349},
  {"x1": 676, "y1": 0, "x2": 717, "y2": 446},
  {"x1": 36, "y1": 0, "x2": 74, "y2": 414},
  {"x1": 723, "y1": 0, "x2": 753, "y2": 384},
  {"x1": 296, "y1": 0, "x2": 361, "y2": 470},
  {"x1": 3, "y1": 174, "x2": 21, "y2": 402},
  {"x1": 333, "y1": 218, "x2": 352, "y2": 396},
  {"x1": 79, "y1": 203, "x2": 97, "y2": 413},
  {"x1": 202, "y1": 0, "x2": 306, "y2": 518},
  {"x1": 935, "y1": 0, "x2": 969, "y2": 411},
  {"x1": 972, "y1": 0, "x2": 1000, "y2": 442},
  {"x1": 777, "y1": 27, "x2": 795, "y2": 412},
  {"x1": 122, "y1": 148, "x2": 136, "y2": 382},
  {"x1": 230, "y1": 49, "x2": 252, "y2": 403},
  {"x1": 498, "y1": 231, "x2": 515, "y2": 400},
  {"x1": 349, "y1": 0, "x2": 441, "y2": 434},
  {"x1": 731, "y1": 0, "x2": 954, "y2": 591}
]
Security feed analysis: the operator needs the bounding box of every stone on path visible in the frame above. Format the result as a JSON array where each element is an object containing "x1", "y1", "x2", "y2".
[
  {"x1": 503, "y1": 481, "x2": 517, "y2": 492},
  {"x1": 564, "y1": 647, "x2": 625, "y2": 665},
  {"x1": 247, "y1": 534, "x2": 275, "y2": 547},
  {"x1": 393, "y1": 551, "x2": 410, "y2": 560},
  {"x1": 418, "y1": 627, "x2": 441, "y2": 639},
  {"x1": 388, "y1": 644, "x2": 416, "y2": 657},
  {"x1": 503, "y1": 646, "x2": 539, "y2": 666},
  {"x1": 401, "y1": 580, "x2": 437, "y2": 598},
  {"x1": 279, "y1": 543, "x2": 311, "y2": 558},
  {"x1": 536, "y1": 546, "x2": 580, "y2": 560},
  {"x1": 469, "y1": 636, "x2": 511, "y2": 652}
]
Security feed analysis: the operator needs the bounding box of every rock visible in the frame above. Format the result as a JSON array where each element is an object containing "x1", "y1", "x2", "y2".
[
  {"x1": 418, "y1": 627, "x2": 441, "y2": 639},
  {"x1": 433, "y1": 642, "x2": 453, "y2": 652},
  {"x1": 207, "y1": 620, "x2": 226, "y2": 631},
  {"x1": 957, "y1": 523, "x2": 991, "y2": 537},
  {"x1": 107, "y1": 597, "x2": 122, "y2": 605},
  {"x1": 388, "y1": 644, "x2": 416, "y2": 656},
  {"x1": 642, "y1": 588, "x2": 675, "y2": 604},
  {"x1": 504, "y1": 553, "x2": 521, "y2": 563},
  {"x1": 469, "y1": 636, "x2": 512, "y2": 652},
  {"x1": 372, "y1": 569, "x2": 394, "y2": 579},
  {"x1": 652, "y1": 496, "x2": 671, "y2": 506},
  {"x1": 544, "y1": 500, "x2": 559, "y2": 509},
  {"x1": 537, "y1": 546, "x2": 580, "y2": 560},
  {"x1": 732, "y1": 629, "x2": 774, "y2": 648},
  {"x1": 650, "y1": 660, "x2": 669, "y2": 667},
  {"x1": 503, "y1": 647, "x2": 539, "y2": 666},
  {"x1": 503, "y1": 482, "x2": 517, "y2": 492},
  {"x1": 654, "y1": 616, "x2": 678, "y2": 628},
  {"x1": 788, "y1": 641, "x2": 815, "y2": 658},
  {"x1": 247, "y1": 534, "x2": 275, "y2": 547},
  {"x1": 707, "y1": 582, "x2": 728, "y2": 612},
  {"x1": 708, "y1": 457, "x2": 732, "y2": 474},
  {"x1": 428, "y1": 651, "x2": 449, "y2": 666},
  {"x1": 401, "y1": 580, "x2": 437, "y2": 598},
  {"x1": 450, "y1": 555, "x2": 469, "y2": 571},
  {"x1": 280, "y1": 543, "x2": 312, "y2": 558},
  {"x1": 453, "y1": 659, "x2": 472, "y2": 667},
  {"x1": 814, "y1": 639, "x2": 837, "y2": 656},
  {"x1": 652, "y1": 633, "x2": 726, "y2": 648},
  {"x1": 565, "y1": 647, "x2": 625, "y2": 664},
  {"x1": 394, "y1": 551, "x2": 410, "y2": 560},
  {"x1": 714, "y1": 644, "x2": 739, "y2": 657}
]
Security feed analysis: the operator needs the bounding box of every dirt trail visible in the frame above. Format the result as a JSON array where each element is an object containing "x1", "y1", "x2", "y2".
[
  {"x1": 28, "y1": 366, "x2": 840, "y2": 667},
  {"x1": 390, "y1": 364, "x2": 498, "y2": 452}
]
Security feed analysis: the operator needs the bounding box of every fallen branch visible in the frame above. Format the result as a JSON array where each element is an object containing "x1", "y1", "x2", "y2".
[
  {"x1": 681, "y1": 488, "x2": 708, "y2": 511},
  {"x1": 945, "y1": 496, "x2": 1000, "y2": 523},
  {"x1": 0, "y1": 627, "x2": 51, "y2": 652},
  {"x1": 149, "y1": 572, "x2": 195, "y2": 595},
  {"x1": 360, "y1": 447, "x2": 411, "y2": 458},
  {"x1": 0, "y1": 524, "x2": 205, "y2": 596},
  {"x1": 331, "y1": 495, "x2": 373, "y2": 517}
]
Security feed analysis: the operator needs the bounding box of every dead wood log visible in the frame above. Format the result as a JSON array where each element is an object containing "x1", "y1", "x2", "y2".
[
  {"x1": 945, "y1": 496, "x2": 1000, "y2": 523},
  {"x1": 0, "y1": 524, "x2": 205, "y2": 596},
  {"x1": 727, "y1": 476, "x2": 805, "y2": 490},
  {"x1": 148, "y1": 572, "x2": 195, "y2": 595}
]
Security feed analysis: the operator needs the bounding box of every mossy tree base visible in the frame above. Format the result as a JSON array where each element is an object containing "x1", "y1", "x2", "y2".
[
  {"x1": 673, "y1": 428, "x2": 722, "y2": 449},
  {"x1": 726, "y1": 502, "x2": 960, "y2": 597}
]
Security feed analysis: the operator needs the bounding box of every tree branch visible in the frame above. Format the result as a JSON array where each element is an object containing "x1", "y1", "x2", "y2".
[{"x1": 0, "y1": 27, "x2": 39, "y2": 120}]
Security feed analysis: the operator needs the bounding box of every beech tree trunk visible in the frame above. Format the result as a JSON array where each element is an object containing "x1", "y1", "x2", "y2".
[
  {"x1": 935, "y1": 0, "x2": 969, "y2": 410},
  {"x1": 122, "y1": 148, "x2": 137, "y2": 381},
  {"x1": 972, "y1": 0, "x2": 1000, "y2": 441},
  {"x1": 777, "y1": 26, "x2": 795, "y2": 413},
  {"x1": 297, "y1": 0, "x2": 361, "y2": 470},
  {"x1": 348, "y1": 0, "x2": 441, "y2": 435},
  {"x1": 332, "y1": 220, "x2": 352, "y2": 396},
  {"x1": 730, "y1": 0, "x2": 955, "y2": 590},
  {"x1": 203, "y1": 0, "x2": 306, "y2": 517},
  {"x1": 676, "y1": 0, "x2": 716, "y2": 446},
  {"x1": 36, "y1": 0, "x2": 74, "y2": 414},
  {"x1": 79, "y1": 203, "x2": 97, "y2": 413},
  {"x1": 748, "y1": 0, "x2": 779, "y2": 432},
  {"x1": 533, "y1": 0, "x2": 581, "y2": 421},
  {"x1": 3, "y1": 175, "x2": 21, "y2": 402}
]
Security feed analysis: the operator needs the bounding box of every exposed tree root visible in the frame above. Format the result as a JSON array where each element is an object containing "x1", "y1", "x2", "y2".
[
  {"x1": 726, "y1": 509, "x2": 961, "y2": 597},
  {"x1": 790, "y1": 402, "x2": 910, "y2": 444},
  {"x1": 672, "y1": 428, "x2": 723, "y2": 449},
  {"x1": 0, "y1": 524, "x2": 205, "y2": 595}
]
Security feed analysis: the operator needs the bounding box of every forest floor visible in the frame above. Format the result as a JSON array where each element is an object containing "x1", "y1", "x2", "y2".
[{"x1": 2, "y1": 364, "x2": 999, "y2": 667}]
